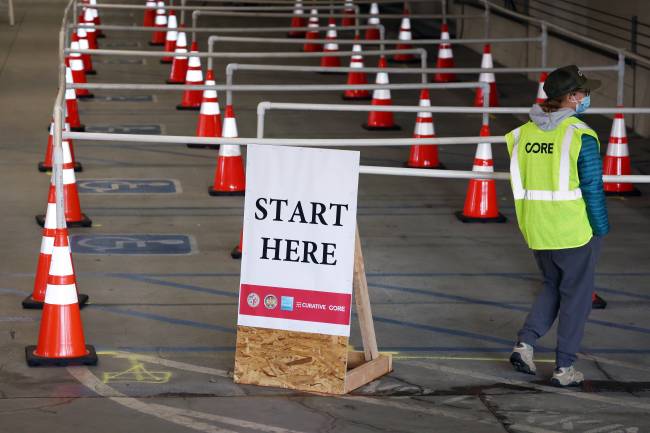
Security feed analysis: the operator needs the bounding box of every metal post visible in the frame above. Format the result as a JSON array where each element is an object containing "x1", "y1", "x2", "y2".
[
  {"x1": 617, "y1": 50, "x2": 625, "y2": 106},
  {"x1": 541, "y1": 22, "x2": 547, "y2": 68},
  {"x1": 8, "y1": 0, "x2": 14, "y2": 26},
  {"x1": 442, "y1": 0, "x2": 447, "y2": 25},
  {"x1": 181, "y1": 0, "x2": 185, "y2": 26},
  {"x1": 483, "y1": 0, "x2": 490, "y2": 39}
]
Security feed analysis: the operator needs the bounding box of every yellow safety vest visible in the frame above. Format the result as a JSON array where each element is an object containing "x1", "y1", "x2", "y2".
[{"x1": 505, "y1": 116, "x2": 599, "y2": 250}]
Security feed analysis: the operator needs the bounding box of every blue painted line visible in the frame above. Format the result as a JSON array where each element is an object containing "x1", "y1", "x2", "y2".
[
  {"x1": 112, "y1": 274, "x2": 238, "y2": 298},
  {"x1": 594, "y1": 286, "x2": 650, "y2": 301},
  {"x1": 372, "y1": 282, "x2": 650, "y2": 336},
  {"x1": 92, "y1": 305, "x2": 236, "y2": 334}
]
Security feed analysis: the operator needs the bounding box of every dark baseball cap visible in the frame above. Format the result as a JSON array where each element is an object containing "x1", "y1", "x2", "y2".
[{"x1": 543, "y1": 65, "x2": 601, "y2": 99}]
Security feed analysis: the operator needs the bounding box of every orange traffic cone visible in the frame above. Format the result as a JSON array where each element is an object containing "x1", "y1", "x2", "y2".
[
  {"x1": 150, "y1": 1, "x2": 167, "y2": 46},
  {"x1": 64, "y1": 66, "x2": 85, "y2": 132},
  {"x1": 25, "y1": 227, "x2": 97, "y2": 367},
  {"x1": 603, "y1": 110, "x2": 640, "y2": 196},
  {"x1": 69, "y1": 33, "x2": 94, "y2": 98},
  {"x1": 88, "y1": 0, "x2": 104, "y2": 38},
  {"x1": 434, "y1": 23, "x2": 455, "y2": 83},
  {"x1": 231, "y1": 230, "x2": 243, "y2": 259},
  {"x1": 143, "y1": 0, "x2": 157, "y2": 27},
  {"x1": 166, "y1": 29, "x2": 188, "y2": 84},
  {"x1": 161, "y1": 10, "x2": 178, "y2": 63},
  {"x1": 177, "y1": 41, "x2": 203, "y2": 110},
  {"x1": 209, "y1": 105, "x2": 245, "y2": 196},
  {"x1": 364, "y1": 2, "x2": 381, "y2": 40},
  {"x1": 77, "y1": 27, "x2": 95, "y2": 75},
  {"x1": 362, "y1": 56, "x2": 400, "y2": 130},
  {"x1": 456, "y1": 124, "x2": 506, "y2": 222},
  {"x1": 592, "y1": 292, "x2": 607, "y2": 309},
  {"x1": 303, "y1": 9, "x2": 322, "y2": 52},
  {"x1": 405, "y1": 89, "x2": 441, "y2": 169},
  {"x1": 535, "y1": 72, "x2": 548, "y2": 104},
  {"x1": 39, "y1": 122, "x2": 82, "y2": 173},
  {"x1": 288, "y1": 0, "x2": 306, "y2": 38},
  {"x1": 190, "y1": 68, "x2": 221, "y2": 149},
  {"x1": 473, "y1": 44, "x2": 498, "y2": 107},
  {"x1": 320, "y1": 18, "x2": 342, "y2": 69},
  {"x1": 81, "y1": 8, "x2": 98, "y2": 50},
  {"x1": 393, "y1": 6, "x2": 415, "y2": 62},
  {"x1": 23, "y1": 180, "x2": 89, "y2": 310},
  {"x1": 36, "y1": 142, "x2": 92, "y2": 228},
  {"x1": 342, "y1": 0, "x2": 355, "y2": 26},
  {"x1": 342, "y1": 36, "x2": 370, "y2": 100}
]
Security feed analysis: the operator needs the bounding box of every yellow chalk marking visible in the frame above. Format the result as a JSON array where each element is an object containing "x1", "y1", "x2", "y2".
[{"x1": 102, "y1": 356, "x2": 172, "y2": 384}]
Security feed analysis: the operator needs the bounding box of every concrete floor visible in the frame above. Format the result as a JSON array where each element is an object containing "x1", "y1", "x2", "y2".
[{"x1": 1, "y1": 1, "x2": 650, "y2": 432}]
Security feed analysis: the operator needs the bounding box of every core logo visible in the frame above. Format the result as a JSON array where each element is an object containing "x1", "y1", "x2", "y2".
[{"x1": 525, "y1": 142, "x2": 554, "y2": 154}]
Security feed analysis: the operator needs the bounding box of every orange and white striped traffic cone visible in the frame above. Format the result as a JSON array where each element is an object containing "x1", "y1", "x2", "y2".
[
  {"x1": 364, "y1": 2, "x2": 381, "y2": 40},
  {"x1": 320, "y1": 18, "x2": 342, "y2": 69},
  {"x1": 456, "y1": 124, "x2": 506, "y2": 222},
  {"x1": 362, "y1": 56, "x2": 400, "y2": 130},
  {"x1": 405, "y1": 89, "x2": 441, "y2": 169},
  {"x1": 342, "y1": 0, "x2": 355, "y2": 26},
  {"x1": 190, "y1": 68, "x2": 221, "y2": 149},
  {"x1": 592, "y1": 292, "x2": 607, "y2": 309},
  {"x1": 77, "y1": 27, "x2": 95, "y2": 75},
  {"x1": 25, "y1": 227, "x2": 97, "y2": 367},
  {"x1": 36, "y1": 142, "x2": 92, "y2": 228},
  {"x1": 23, "y1": 179, "x2": 89, "y2": 309},
  {"x1": 177, "y1": 41, "x2": 204, "y2": 110},
  {"x1": 161, "y1": 10, "x2": 178, "y2": 63},
  {"x1": 143, "y1": 0, "x2": 157, "y2": 27},
  {"x1": 88, "y1": 0, "x2": 104, "y2": 38},
  {"x1": 473, "y1": 44, "x2": 498, "y2": 107},
  {"x1": 231, "y1": 230, "x2": 243, "y2": 259},
  {"x1": 342, "y1": 36, "x2": 370, "y2": 100},
  {"x1": 434, "y1": 23, "x2": 455, "y2": 83},
  {"x1": 603, "y1": 110, "x2": 640, "y2": 196},
  {"x1": 81, "y1": 8, "x2": 98, "y2": 50},
  {"x1": 393, "y1": 6, "x2": 415, "y2": 62},
  {"x1": 69, "y1": 33, "x2": 94, "y2": 98},
  {"x1": 303, "y1": 9, "x2": 322, "y2": 52},
  {"x1": 63, "y1": 66, "x2": 85, "y2": 132},
  {"x1": 209, "y1": 105, "x2": 245, "y2": 196},
  {"x1": 149, "y1": 1, "x2": 167, "y2": 46},
  {"x1": 535, "y1": 72, "x2": 548, "y2": 104},
  {"x1": 166, "y1": 29, "x2": 188, "y2": 84},
  {"x1": 39, "y1": 121, "x2": 82, "y2": 173},
  {"x1": 288, "y1": 0, "x2": 306, "y2": 38}
]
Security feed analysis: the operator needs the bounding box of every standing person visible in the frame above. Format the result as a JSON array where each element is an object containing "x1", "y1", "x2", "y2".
[{"x1": 505, "y1": 65, "x2": 609, "y2": 387}]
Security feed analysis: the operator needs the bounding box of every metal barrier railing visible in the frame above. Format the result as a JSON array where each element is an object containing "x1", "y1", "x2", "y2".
[
  {"x1": 223, "y1": 62, "x2": 624, "y2": 106},
  {"x1": 255, "y1": 102, "x2": 650, "y2": 138}
]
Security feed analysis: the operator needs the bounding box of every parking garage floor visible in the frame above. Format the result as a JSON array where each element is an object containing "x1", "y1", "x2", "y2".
[{"x1": 1, "y1": 1, "x2": 650, "y2": 432}]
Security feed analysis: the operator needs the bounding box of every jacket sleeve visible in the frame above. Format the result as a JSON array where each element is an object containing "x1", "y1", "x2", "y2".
[{"x1": 578, "y1": 134, "x2": 610, "y2": 236}]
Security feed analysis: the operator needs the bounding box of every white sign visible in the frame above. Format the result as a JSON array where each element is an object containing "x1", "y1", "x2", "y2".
[{"x1": 238, "y1": 145, "x2": 360, "y2": 337}]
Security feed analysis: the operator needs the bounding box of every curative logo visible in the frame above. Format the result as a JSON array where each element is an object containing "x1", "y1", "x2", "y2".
[
  {"x1": 247, "y1": 292, "x2": 260, "y2": 308},
  {"x1": 264, "y1": 294, "x2": 278, "y2": 310},
  {"x1": 280, "y1": 296, "x2": 294, "y2": 311}
]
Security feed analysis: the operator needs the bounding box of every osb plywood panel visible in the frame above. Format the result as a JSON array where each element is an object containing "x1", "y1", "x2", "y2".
[{"x1": 234, "y1": 325, "x2": 348, "y2": 394}]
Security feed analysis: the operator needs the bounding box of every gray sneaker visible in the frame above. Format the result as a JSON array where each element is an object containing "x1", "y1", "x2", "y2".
[
  {"x1": 551, "y1": 366, "x2": 584, "y2": 387},
  {"x1": 509, "y1": 342, "x2": 536, "y2": 375}
]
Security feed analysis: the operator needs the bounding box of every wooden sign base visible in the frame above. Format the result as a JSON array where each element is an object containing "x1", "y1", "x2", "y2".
[{"x1": 234, "y1": 228, "x2": 392, "y2": 395}]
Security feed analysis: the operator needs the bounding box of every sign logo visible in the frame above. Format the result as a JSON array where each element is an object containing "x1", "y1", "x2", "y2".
[
  {"x1": 264, "y1": 294, "x2": 278, "y2": 310},
  {"x1": 247, "y1": 292, "x2": 260, "y2": 308},
  {"x1": 280, "y1": 296, "x2": 294, "y2": 311}
]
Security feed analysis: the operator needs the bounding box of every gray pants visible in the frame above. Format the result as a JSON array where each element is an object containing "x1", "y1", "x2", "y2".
[{"x1": 517, "y1": 236, "x2": 601, "y2": 368}]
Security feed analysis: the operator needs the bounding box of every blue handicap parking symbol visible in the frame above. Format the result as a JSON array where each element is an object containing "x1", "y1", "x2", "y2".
[
  {"x1": 86, "y1": 125, "x2": 162, "y2": 134},
  {"x1": 77, "y1": 179, "x2": 179, "y2": 194},
  {"x1": 71, "y1": 235, "x2": 194, "y2": 255}
]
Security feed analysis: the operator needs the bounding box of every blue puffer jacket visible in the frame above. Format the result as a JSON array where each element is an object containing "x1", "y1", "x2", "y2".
[{"x1": 578, "y1": 134, "x2": 610, "y2": 236}]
